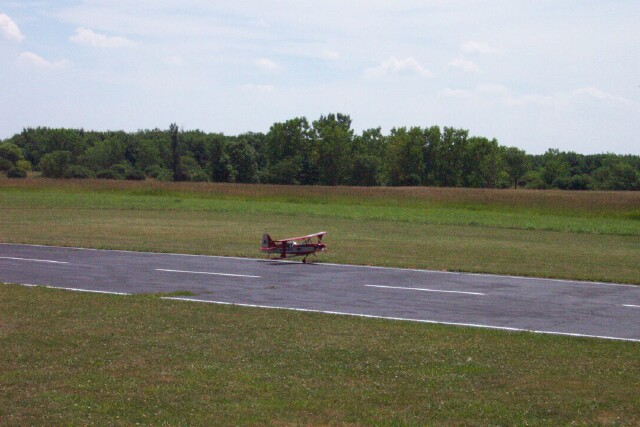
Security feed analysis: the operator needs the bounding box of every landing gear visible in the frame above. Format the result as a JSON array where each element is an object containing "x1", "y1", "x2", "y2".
[{"x1": 302, "y1": 251, "x2": 317, "y2": 264}]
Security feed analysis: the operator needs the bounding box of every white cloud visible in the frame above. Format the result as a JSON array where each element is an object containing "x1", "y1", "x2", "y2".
[
  {"x1": 16, "y1": 52, "x2": 69, "y2": 69},
  {"x1": 238, "y1": 83, "x2": 274, "y2": 93},
  {"x1": 255, "y1": 58, "x2": 279, "y2": 71},
  {"x1": 449, "y1": 58, "x2": 478, "y2": 73},
  {"x1": 0, "y1": 13, "x2": 24, "y2": 41},
  {"x1": 163, "y1": 55, "x2": 187, "y2": 66},
  {"x1": 439, "y1": 88, "x2": 472, "y2": 98},
  {"x1": 507, "y1": 93, "x2": 565, "y2": 108},
  {"x1": 503, "y1": 87, "x2": 638, "y2": 110},
  {"x1": 440, "y1": 84, "x2": 640, "y2": 111},
  {"x1": 440, "y1": 84, "x2": 562, "y2": 107},
  {"x1": 70, "y1": 27, "x2": 136, "y2": 48},
  {"x1": 476, "y1": 84, "x2": 510, "y2": 96},
  {"x1": 461, "y1": 41, "x2": 499, "y2": 54},
  {"x1": 320, "y1": 49, "x2": 340, "y2": 61},
  {"x1": 573, "y1": 87, "x2": 612, "y2": 100},
  {"x1": 486, "y1": 84, "x2": 568, "y2": 108},
  {"x1": 572, "y1": 87, "x2": 640, "y2": 112},
  {"x1": 365, "y1": 56, "x2": 432, "y2": 78}
]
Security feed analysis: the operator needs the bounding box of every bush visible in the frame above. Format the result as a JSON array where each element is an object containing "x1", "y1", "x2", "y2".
[
  {"x1": 64, "y1": 165, "x2": 95, "y2": 179},
  {"x1": 145, "y1": 165, "x2": 162, "y2": 177},
  {"x1": 6, "y1": 167, "x2": 27, "y2": 178},
  {"x1": 496, "y1": 171, "x2": 512, "y2": 189},
  {"x1": 568, "y1": 174, "x2": 591, "y2": 190},
  {"x1": 96, "y1": 169, "x2": 124, "y2": 180},
  {"x1": 146, "y1": 165, "x2": 173, "y2": 181},
  {"x1": 551, "y1": 176, "x2": 570, "y2": 190},
  {"x1": 110, "y1": 163, "x2": 130, "y2": 176},
  {"x1": 349, "y1": 155, "x2": 379, "y2": 186},
  {"x1": 187, "y1": 169, "x2": 209, "y2": 182},
  {"x1": 610, "y1": 163, "x2": 639, "y2": 191},
  {"x1": 181, "y1": 156, "x2": 209, "y2": 182},
  {"x1": 0, "y1": 158, "x2": 12, "y2": 172},
  {"x1": 520, "y1": 170, "x2": 546, "y2": 189},
  {"x1": 39, "y1": 151, "x2": 73, "y2": 178},
  {"x1": 16, "y1": 160, "x2": 32, "y2": 171},
  {"x1": 125, "y1": 169, "x2": 146, "y2": 181},
  {"x1": 155, "y1": 169, "x2": 173, "y2": 181},
  {"x1": 526, "y1": 180, "x2": 547, "y2": 190},
  {"x1": 388, "y1": 173, "x2": 421, "y2": 186},
  {"x1": 262, "y1": 157, "x2": 303, "y2": 184},
  {"x1": 0, "y1": 142, "x2": 24, "y2": 164}
]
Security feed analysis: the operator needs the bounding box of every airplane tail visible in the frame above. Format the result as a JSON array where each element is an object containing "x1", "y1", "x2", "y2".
[{"x1": 261, "y1": 233, "x2": 275, "y2": 249}]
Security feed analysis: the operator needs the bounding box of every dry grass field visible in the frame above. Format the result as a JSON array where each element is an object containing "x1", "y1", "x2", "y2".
[{"x1": 4, "y1": 177, "x2": 640, "y2": 212}]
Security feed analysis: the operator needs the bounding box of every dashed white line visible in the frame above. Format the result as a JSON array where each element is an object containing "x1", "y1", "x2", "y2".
[
  {"x1": 3, "y1": 243, "x2": 637, "y2": 289},
  {"x1": 156, "y1": 268, "x2": 260, "y2": 278},
  {"x1": 0, "y1": 256, "x2": 68, "y2": 264},
  {"x1": 365, "y1": 284, "x2": 485, "y2": 296},
  {"x1": 623, "y1": 304, "x2": 640, "y2": 309}
]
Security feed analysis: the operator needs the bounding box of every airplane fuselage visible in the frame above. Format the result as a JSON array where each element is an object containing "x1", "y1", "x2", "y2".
[
  {"x1": 260, "y1": 232, "x2": 327, "y2": 263},
  {"x1": 262, "y1": 242, "x2": 326, "y2": 258}
]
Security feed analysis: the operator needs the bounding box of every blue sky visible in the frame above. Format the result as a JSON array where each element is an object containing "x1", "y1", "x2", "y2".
[{"x1": 1, "y1": 0, "x2": 639, "y2": 154}]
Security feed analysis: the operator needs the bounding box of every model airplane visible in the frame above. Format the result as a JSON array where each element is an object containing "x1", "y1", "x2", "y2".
[{"x1": 260, "y1": 231, "x2": 327, "y2": 263}]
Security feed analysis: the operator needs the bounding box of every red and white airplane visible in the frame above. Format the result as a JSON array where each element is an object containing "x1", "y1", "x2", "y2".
[{"x1": 260, "y1": 231, "x2": 327, "y2": 263}]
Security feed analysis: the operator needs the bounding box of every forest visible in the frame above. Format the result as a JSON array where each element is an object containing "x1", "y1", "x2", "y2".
[{"x1": 1, "y1": 113, "x2": 639, "y2": 190}]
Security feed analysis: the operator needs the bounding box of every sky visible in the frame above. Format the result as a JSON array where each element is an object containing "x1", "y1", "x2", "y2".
[{"x1": 1, "y1": 0, "x2": 639, "y2": 154}]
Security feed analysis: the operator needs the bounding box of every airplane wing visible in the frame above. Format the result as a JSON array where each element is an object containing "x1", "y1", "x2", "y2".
[{"x1": 273, "y1": 231, "x2": 327, "y2": 242}]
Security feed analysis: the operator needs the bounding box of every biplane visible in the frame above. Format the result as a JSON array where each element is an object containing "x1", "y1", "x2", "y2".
[{"x1": 260, "y1": 231, "x2": 327, "y2": 263}]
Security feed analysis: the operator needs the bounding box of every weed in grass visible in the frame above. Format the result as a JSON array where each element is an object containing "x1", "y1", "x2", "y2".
[{"x1": 150, "y1": 291, "x2": 197, "y2": 297}]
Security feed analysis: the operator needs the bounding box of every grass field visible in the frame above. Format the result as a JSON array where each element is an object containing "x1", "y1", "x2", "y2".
[
  {"x1": 1, "y1": 284, "x2": 639, "y2": 425},
  {"x1": 1, "y1": 178, "x2": 639, "y2": 283},
  {"x1": 2, "y1": 178, "x2": 639, "y2": 424}
]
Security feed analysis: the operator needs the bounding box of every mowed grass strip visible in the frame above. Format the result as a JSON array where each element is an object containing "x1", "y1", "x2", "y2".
[{"x1": 1, "y1": 284, "x2": 638, "y2": 425}]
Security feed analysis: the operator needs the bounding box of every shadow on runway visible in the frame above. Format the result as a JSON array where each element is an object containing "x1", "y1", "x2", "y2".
[{"x1": 257, "y1": 259, "x2": 322, "y2": 267}]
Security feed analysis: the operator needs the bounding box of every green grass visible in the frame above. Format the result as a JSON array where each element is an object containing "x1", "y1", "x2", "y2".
[
  {"x1": 1, "y1": 180, "x2": 639, "y2": 424},
  {"x1": 1, "y1": 284, "x2": 638, "y2": 425},
  {"x1": 2, "y1": 179, "x2": 639, "y2": 236},
  {"x1": 1, "y1": 178, "x2": 639, "y2": 283},
  {"x1": 3, "y1": 190, "x2": 639, "y2": 235}
]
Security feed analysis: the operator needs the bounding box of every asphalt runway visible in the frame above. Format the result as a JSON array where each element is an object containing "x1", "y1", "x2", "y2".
[{"x1": 1, "y1": 243, "x2": 639, "y2": 342}]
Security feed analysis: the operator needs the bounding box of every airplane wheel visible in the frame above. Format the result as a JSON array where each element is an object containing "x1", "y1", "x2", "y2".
[{"x1": 302, "y1": 258, "x2": 307, "y2": 264}]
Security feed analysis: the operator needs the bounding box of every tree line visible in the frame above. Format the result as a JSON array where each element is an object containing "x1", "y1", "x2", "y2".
[{"x1": 1, "y1": 113, "x2": 639, "y2": 190}]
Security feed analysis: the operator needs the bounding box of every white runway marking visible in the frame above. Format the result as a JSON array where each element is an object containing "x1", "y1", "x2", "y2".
[
  {"x1": 156, "y1": 268, "x2": 260, "y2": 278},
  {"x1": 44, "y1": 285, "x2": 130, "y2": 295},
  {"x1": 365, "y1": 284, "x2": 485, "y2": 296},
  {"x1": 623, "y1": 304, "x2": 640, "y2": 309},
  {"x1": 0, "y1": 256, "x2": 68, "y2": 264},
  {"x1": 161, "y1": 297, "x2": 640, "y2": 343},
  {"x1": 12, "y1": 283, "x2": 128, "y2": 295}
]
